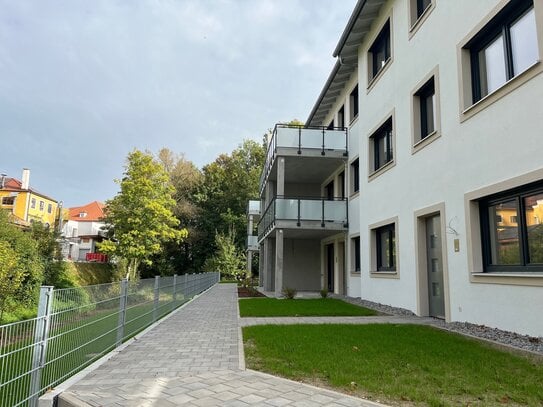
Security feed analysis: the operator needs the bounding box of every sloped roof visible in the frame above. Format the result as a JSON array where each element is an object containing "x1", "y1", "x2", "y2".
[
  {"x1": 1, "y1": 177, "x2": 57, "y2": 202},
  {"x1": 68, "y1": 201, "x2": 105, "y2": 222}
]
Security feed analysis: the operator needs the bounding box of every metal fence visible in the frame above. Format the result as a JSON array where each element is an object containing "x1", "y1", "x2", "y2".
[{"x1": 0, "y1": 272, "x2": 219, "y2": 407}]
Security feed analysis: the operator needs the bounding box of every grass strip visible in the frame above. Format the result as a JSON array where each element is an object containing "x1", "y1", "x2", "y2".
[
  {"x1": 243, "y1": 324, "x2": 543, "y2": 406},
  {"x1": 238, "y1": 298, "x2": 378, "y2": 317}
]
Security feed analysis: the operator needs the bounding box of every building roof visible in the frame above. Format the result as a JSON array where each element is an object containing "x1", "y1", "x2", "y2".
[
  {"x1": 306, "y1": 0, "x2": 386, "y2": 126},
  {"x1": 1, "y1": 177, "x2": 58, "y2": 202},
  {"x1": 68, "y1": 201, "x2": 105, "y2": 222}
]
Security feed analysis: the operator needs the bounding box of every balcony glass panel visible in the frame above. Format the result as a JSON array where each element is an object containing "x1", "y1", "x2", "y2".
[
  {"x1": 248, "y1": 200, "x2": 260, "y2": 214},
  {"x1": 275, "y1": 199, "x2": 298, "y2": 220},
  {"x1": 301, "y1": 128, "x2": 323, "y2": 149},
  {"x1": 323, "y1": 200, "x2": 347, "y2": 222},
  {"x1": 276, "y1": 127, "x2": 299, "y2": 148},
  {"x1": 299, "y1": 199, "x2": 321, "y2": 220},
  {"x1": 324, "y1": 130, "x2": 346, "y2": 150},
  {"x1": 247, "y1": 235, "x2": 258, "y2": 249}
]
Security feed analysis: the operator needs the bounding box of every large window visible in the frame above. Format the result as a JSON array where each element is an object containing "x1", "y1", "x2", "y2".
[
  {"x1": 351, "y1": 158, "x2": 359, "y2": 194},
  {"x1": 352, "y1": 236, "x2": 361, "y2": 272},
  {"x1": 375, "y1": 224, "x2": 396, "y2": 271},
  {"x1": 370, "y1": 118, "x2": 393, "y2": 172},
  {"x1": 1, "y1": 196, "x2": 15, "y2": 205},
  {"x1": 466, "y1": 0, "x2": 538, "y2": 103},
  {"x1": 415, "y1": 77, "x2": 436, "y2": 141},
  {"x1": 369, "y1": 20, "x2": 391, "y2": 80},
  {"x1": 480, "y1": 181, "x2": 543, "y2": 272},
  {"x1": 349, "y1": 86, "x2": 359, "y2": 122}
]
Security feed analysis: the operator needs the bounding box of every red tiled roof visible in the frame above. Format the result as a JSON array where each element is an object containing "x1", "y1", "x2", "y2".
[
  {"x1": 68, "y1": 201, "x2": 105, "y2": 222},
  {"x1": 1, "y1": 177, "x2": 57, "y2": 201}
]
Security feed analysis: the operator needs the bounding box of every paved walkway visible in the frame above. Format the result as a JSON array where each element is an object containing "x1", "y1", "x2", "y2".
[{"x1": 57, "y1": 284, "x2": 387, "y2": 407}]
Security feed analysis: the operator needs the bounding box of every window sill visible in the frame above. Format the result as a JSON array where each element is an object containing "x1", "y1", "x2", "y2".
[
  {"x1": 370, "y1": 271, "x2": 399, "y2": 279},
  {"x1": 350, "y1": 271, "x2": 361, "y2": 277},
  {"x1": 412, "y1": 130, "x2": 441, "y2": 155},
  {"x1": 470, "y1": 272, "x2": 543, "y2": 287},
  {"x1": 349, "y1": 115, "x2": 359, "y2": 127},
  {"x1": 368, "y1": 160, "x2": 395, "y2": 182},
  {"x1": 461, "y1": 60, "x2": 542, "y2": 122},
  {"x1": 367, "y1": 58, "x2": 393, "y2": 94},
  {"x1": 408, "y1": 2, "x2": 435, "y2": 40}
]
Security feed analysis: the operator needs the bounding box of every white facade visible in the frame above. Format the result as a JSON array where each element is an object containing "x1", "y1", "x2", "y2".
[
  {"x1": 256, "y1": 0, "x2": 543, "y2": 336},
  {"x1": 62, "y1": 219, "x2": 106, "y2": 261}
]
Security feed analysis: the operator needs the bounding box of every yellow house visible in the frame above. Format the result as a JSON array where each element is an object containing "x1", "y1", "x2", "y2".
[{"x1": 0, "y1": 168, "x2": 59, "y2": 227}]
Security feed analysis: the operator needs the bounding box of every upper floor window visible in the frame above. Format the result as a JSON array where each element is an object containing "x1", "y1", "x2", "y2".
[
  {"x1": 79, "y1": 212, "x2": 87, "y2": 218},
  {"x1": 375, "y1": 223, "x2": 396, "y2": 272},
  {"x1": 1, "y1": 196, "x2": 15, "y2": 205},
  {"x1": 415, "y1": 0, "x2": 432, "y2": 20},
  {"x1": 370, "y1": 117, "x2": 393, "y2": 172},
  {"x1": 466, "y1": 1, "x2": 538, "y2": 103},
  {"x1": 414, "y1": 76, "x2": 436, "y2": 142},
  {"x1": 337, "y1": 105, "x2": 345, "y2": 128},
  {"x1": 39, "y1": 201, "x2": 44, "y2": 211},
  {"x1": 351, "y1": 158, "x2": 359, "y2": 194},
  {"x1": 480, "y1": 180, "x2": 543, "y2": 272},
  {"x1": 369, "y1": 20, "x2": 391, "y2": 80},
  {"x1": 349, "y1": 85, "x2": 359, "y2": 122},
  {"x1": 31, "y1": 198, "x2": 36, "y2": 209},
  {"x1": 47, "y1": 203, "x2": 52, "y2": 214}
]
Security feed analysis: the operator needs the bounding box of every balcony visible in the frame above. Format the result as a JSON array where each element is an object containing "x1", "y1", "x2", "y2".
[
  {"x1": 247, "y1": 235, "x2": 259, "y2": 251},
  {"x1": 258, "y1": 196, "x2": 348, "y2": 241},
  {"x1": 247, "y1": 200, "x2": 261, "y2": 219},
  {"x1": 259, "y1": 124, "x2": 348, "y2": 195}
]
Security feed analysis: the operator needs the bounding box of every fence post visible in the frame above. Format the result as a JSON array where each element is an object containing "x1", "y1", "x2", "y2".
[
  {"x1": 172, "y1": 274, "x2": 178, "y2": 310},
  {"x1": 153, "y1": 276, "x2": 160, "y2": 322},
  {"x1": 183, "y1": 273, "x2": 189, "y2": 298},
  {"x1": 29, "y1": 286, "x2": 53, "y2": 407},
  {"x1": 116, "y1": 279, "x2": 128, "y2": 347}
]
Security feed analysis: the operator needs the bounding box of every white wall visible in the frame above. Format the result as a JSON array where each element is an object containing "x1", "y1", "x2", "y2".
[{"x1": 350, "y1": 0, "x2": 543, "y2": 335}]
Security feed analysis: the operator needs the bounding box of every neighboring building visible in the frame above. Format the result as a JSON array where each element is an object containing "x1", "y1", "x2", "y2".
[
  {"x1": 62, "y1": 201, "x2": 108, "y2": 262},
  {"x1": 253, "y1": 0, "x2": 543, "y2": 337},
  {"x1": 0, "y1": 168, "x2": 59, "y2": 227}
]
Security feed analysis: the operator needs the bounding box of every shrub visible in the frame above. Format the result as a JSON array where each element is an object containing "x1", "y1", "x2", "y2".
[
  {"x1": 320, "y1": 289, "x2": 328, "y2": 298},
  {"x1": 281, "y1": 287, "x2": 297, "y2": 299}
]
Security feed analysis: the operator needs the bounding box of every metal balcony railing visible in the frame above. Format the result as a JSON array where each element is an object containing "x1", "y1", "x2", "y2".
[
  {"x1": 257, "y1": 196, "x2": 348, "y2": 240},
  {"x1": 247, "y1": 235, "x2": 258, "y2": 251},
  {"x1": 259, "y1": 124, "x2": 348, "y2": 194}
]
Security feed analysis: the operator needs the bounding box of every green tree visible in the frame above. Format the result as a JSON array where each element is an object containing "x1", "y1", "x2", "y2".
[
  {"x1": 0, "y1": 241, "x2": 24, "y2": 321},
  {"x1": 100, "y1": 149, "x2": 188, "y2": 280},
  {"x1": 204, "y1": 227, "x2": 246, "y2": 280}
]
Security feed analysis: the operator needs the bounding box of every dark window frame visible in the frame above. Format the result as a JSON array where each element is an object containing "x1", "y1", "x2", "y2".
[
  {"x1": 479, "y1": 180, "x2": 543, "y2": 272},
  {"x1": 370, "y1": 118, "x2": 393, "y2": 172},
  {"x1": 467, "y1": 0, "x2": 536, "y2": 103},
  {"x1": 416, "y1": 0, "x2": 432, "y2": 20},
  {"x1": 337, "y1": 105, "x2": 345, "y2": 128},
  {"x1": 415, "y1": 77, "x2": 436, "y2": 140},
  {"x1": 369, "y1": 20, "x2": 391, "y2": 80},
  {"x1": 1, "y1": 196, "x2": 15, "y2": 205},
  {"x1": 351, "y1": 158, "x2": 359, "y2": 193},
  {"x1": 353, "y1": 236, "x2": 361, "y2": 272},
  {"x1": 376, "y1": 223, "x2": 396, "y2": 272},
  {"x1": 349, "y1": 85, "x2": 359, "y2": 122}
]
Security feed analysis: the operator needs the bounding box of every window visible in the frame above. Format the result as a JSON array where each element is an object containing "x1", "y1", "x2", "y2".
[
  {"x1": 415, "y1": 77, "x2": 436, "y2": 141},
  {"x1": 338, "y1": 171, "x2": 345, "y2": 199},
  {"x1": 480, "y1": 181, "x2": 543, "y2": 272},
  {"x1": 1, "y1": 196, "x2": 15, "y2": 205},
  {"x1": 375, "y1": 224, "x2": 396, "y2": 271},
  {"x1": 369, "y1": 20, "x2": 391, "y2": 80},
  {"x1": 47, "y1": 203, "x2": 52, "y2": 214},
  {"x1": 327, "y1": 120, "x2": 334, "y2": 130},
  {"x1": 39, "y1": 201, "x2": 44, "y2": 211},
  {"x1": 79, "y1": 212, "x2": 87, "y2": 218},
  {"x1": 466, "y1": 1, "x2": 538, "y2": 103},
  {"x1": 31, "y1": 198, "x2": 36, "y2": 209},
  {"x1": 349, "y1": 85, "x2": 359, "y2": 122},
  {"x1": 416, "y1": 0, "x2": 431, "y2": 20},
  {"x1": 370, "y1": 118, "x2": 393, "y2": 172},
  {"x1": 352, "y1": 236, "x2": 361, "y2": 272},
  {"x1": 337, "y1": 105, "x2": 345, "y2": 128},
  {"x1": 351, "y1": 159, "x2": 359, "y2": 194}
]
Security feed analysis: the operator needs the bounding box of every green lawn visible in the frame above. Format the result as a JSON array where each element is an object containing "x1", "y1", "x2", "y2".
[
  {"x1": 238, "y1": 298, "x2": 378, "y2": 317},
  {"x1": 243, "y1": 324, "x2": 543, "y2": 406}
]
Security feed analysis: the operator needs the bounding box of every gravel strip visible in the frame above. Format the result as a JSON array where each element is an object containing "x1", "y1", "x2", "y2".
[{"x1": 335, "y1": 294, "x2": 543, "y2": 355}]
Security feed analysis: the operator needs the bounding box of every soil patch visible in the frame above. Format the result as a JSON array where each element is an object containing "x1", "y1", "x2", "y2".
[{"x1": 238, "y1": 287, "x2": 266, "y2": 298}]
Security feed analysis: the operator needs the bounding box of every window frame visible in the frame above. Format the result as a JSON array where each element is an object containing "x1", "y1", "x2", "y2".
[
  {"x1": 352, "y1": 236, "x2": 361, "y2": 272},
  {"x1": 351, "y1": 158, "x2": 360, "y2": 194},
  {"x1": 337, "y1": 105, "x2": 345, "y2": 128},
  {"x1": 412, "y1": 67, "x2": 441, "y2": 153},
  {"x1": 1, "y1": 196, "x2": 15, "y2": 205},
  {"x1": 370, "y1": 118, "x2": 393, "y2": 172},
  {"x1": 369, "y1": 20, "x2": 391, "y2": 81},
  {"x1": 375, "y1": 223, "x2": 396, "y2": 272},
  {"x1": 479, "y1": 180, "x2": 543, "y2": 273},
  {"x1": 349, "y1": 85, "x2": 359, "y2": 123}
]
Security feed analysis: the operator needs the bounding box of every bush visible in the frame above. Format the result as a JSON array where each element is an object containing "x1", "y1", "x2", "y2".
[
  {"x1": 320, "y1": 289, "x2": 328, "y2": 298},
  {"x1": 281, "y1": 287, "x2": 297, "y2": 299}
]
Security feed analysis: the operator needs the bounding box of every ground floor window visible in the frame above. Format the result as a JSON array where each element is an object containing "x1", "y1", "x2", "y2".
[
  {"x1": 375, "y1": 223, "x2": 396, "y2": 271},
  {"x1": 352, "y1": 236, "x2": 361, "y2": 272},
  {"x1": 480, "y1": 180, "x2": 543, "y2": 272}
]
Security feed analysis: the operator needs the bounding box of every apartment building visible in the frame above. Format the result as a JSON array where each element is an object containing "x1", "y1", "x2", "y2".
[{"x1": 252, "y1": 0, "x2": 543, "y2": 337}]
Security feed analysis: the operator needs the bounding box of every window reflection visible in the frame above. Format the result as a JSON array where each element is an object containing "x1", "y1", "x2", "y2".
[
  {"x1": 489, "y1": 200, "x2": 520, "y2": 265},
  {"x1": 524, "y1": 193, "x2": 543, "y2": 264}
]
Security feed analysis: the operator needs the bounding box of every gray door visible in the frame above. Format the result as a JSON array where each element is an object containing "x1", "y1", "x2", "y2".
[{"x1": 426, "y1": 215, "x2": 445, "y2": 318}]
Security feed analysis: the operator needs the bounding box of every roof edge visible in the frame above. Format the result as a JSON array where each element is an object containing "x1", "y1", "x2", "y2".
[
  {"x1": 333, "y1": 0, "x2": 368, "y2": 57},
  {"x1": 306, "y1": 60, "x2": 341, "y2": 126}
]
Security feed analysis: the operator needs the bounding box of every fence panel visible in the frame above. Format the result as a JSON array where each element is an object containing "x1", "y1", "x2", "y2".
[{"x1": 0, "y1": 272, "x2": 219, "y2": 406}]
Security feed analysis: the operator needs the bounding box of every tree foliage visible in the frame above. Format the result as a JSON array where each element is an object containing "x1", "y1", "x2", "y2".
[
  {"x1": 100, "y1": 149, "x2": 188, "y2": 280},
  {"x1": 204, "y1": 227, "x2": 246, "y2": 280}
]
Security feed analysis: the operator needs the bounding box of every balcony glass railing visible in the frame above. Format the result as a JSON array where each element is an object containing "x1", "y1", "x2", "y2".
[
  {"x1": 259, "y1": 124, "x2": 348, "y2": 193},
  {"x1": 247, "y1": 200, "x2": 261, "y2": 216},
  {"x1": 257, "y1": 196, "x2": 348, "y2": 240},
  {"x1": 247, "y1": 235, "x2": 258, "y2": 250}
]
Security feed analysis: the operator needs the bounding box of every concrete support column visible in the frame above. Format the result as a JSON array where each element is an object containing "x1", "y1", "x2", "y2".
[
  {"x1": 246, "y1": 250, "x2": 253, "y2": 277},
  {"x1": 277, "y1": 157, "x2": 285, "y2": 196},
  {"x1": 274, "y1": 229, "x2": 284, "y2": 297},
  {"x1": 259, "y1": 245, "x2": 264, "y2": 287},
  {"x1": 262, "y1": 239, "x2": 271, "y2": 291}
]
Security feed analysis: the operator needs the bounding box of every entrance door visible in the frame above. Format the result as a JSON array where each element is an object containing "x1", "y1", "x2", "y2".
[
  {"x1": 326, "y1": 244, "x2": 334, "y2": 291},
  {"x1": 426, "y1": 215, "x2": 445, "y2": 318}
]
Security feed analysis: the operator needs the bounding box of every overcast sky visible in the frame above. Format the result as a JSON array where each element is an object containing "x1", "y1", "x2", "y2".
[{"x1": 0, "y1": 0, "x2": 355, "y2": 207}]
